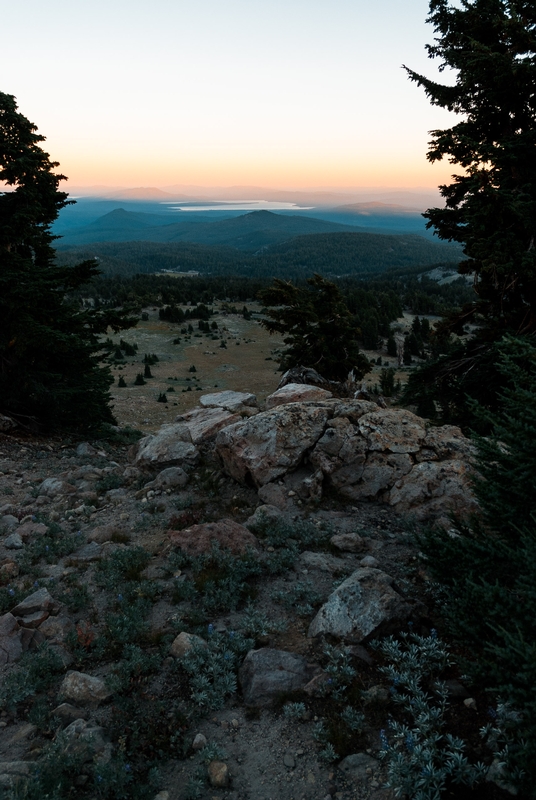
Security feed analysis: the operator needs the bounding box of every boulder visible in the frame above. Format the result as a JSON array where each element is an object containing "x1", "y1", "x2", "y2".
[
  {"x1": 151, "y1": 466, "x2": 189, "y2": 490},
  {"x1": 11, "y1": 588, "x2": 59, "y2": 618},
  {"x1": 132, "y1": 423, "x2": 199, "y2": 469},
  {"x1": 38, "y1": 478, "x2": 75, "y2": 497},
  {"x1": 330, "y1": 532, "x2": 364, "y2": 553},
  {"x1": 200, "y1": 390, "x2": 258, "y2": 412},
  {"x1": 387, "y1": 459, "x2": 478, "y2": 521},
  {"x1": 169, "y1": 631, "x2": 208, "y2": 659},
  {"x1": 0, "y1": 613, "x2": 23, "y2": 666},
  {"x1": 62, "y1": 718, "x2": 109, "y2": 760},
  {"x1": 239, "y1": 648, "x2": 320, "y2": 706},
  {"x1": 308, "y1": 568, "x2": 413, "y2": 641},
  {"x1": 59, "y1": 671, "x2": 112, "y2": 706},
  {"x1": 4, "y1": 533, "x2": 23, "y2": 550},
  {"x1": 299, "y1": 551, "x2": 347, "y2": 573},
  {"x1": 17, "y1": 521, "x2": 48, "y2": 541},
  {"x1": 169, "y1": 518, "x2": 259, "y2": 556},
  {"x1": 208, "y1": 761, "x2": 229, "y2": 788},
  {"x1": 357, "y1": 409, "x2": 426, "y2": 454},
  {"x1": 215, "y1": 404, "x2": 331, "y2": 487},
  {"x1": 339, "y1": 752, "x2": 379, "y2": 782},
  {"x1": 245, "y1": 504, "x2": 283, "y2": 532},
  {"x1": 178, "y1": 407, "x2": 241, "y2": 444},
  {"x1": 266, "y1": 383, "x2": 332, "y2": 409}
]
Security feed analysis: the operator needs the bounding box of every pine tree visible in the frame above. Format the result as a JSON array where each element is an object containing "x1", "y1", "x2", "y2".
[
  {"x1": 418, "y1": 336, "x2": 536, "y2": 793},
  {"x1": 405, "y1": 0, "x2": 536, "y2": 336},
  {"x1": 117, "y1": 376, "x2": 127, "y2": 388},
  {"x1": 258, "y1": 274, "x2": 370, "y2": 381},
  {"x1": 144, "y1": 364, "x2": 152, "y2": 379},
  {"x1": 0, "y1": 92, "x2": 135, "y2": 431}
]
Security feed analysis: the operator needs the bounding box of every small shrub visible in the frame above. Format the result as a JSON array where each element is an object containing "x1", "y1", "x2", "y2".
[
  {"x1": 181, "y1": 629, "x2": 253, "y2": 709},
  {"x1": 134, "y1": 373, "x2": 146, "y2": 385}
]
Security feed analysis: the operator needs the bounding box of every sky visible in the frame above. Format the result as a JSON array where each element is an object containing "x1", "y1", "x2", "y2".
[{"x1": 1, "y1": 0, "x2": 459, "y2": 192}]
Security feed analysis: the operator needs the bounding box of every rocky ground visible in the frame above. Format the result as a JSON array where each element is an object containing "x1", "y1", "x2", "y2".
[{"x1": 0, "y1": 391, "x2": 508, "y2": 800}]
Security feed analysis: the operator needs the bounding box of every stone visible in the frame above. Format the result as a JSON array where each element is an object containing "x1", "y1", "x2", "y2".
[
  {"x1": 169, "y1": 518, "x2": 259, "y2": 557},
  {"x1": 360, "y1": 555, "x2": 379, "y2": 568},
  {"x1": 17, "y1": 521, "x2": 48, "y2": 541},
  {"x1": 59, "y1": 671, "x2": 112, "y2": 706},
  {"x1": 257, "y1": 483, "x2": 289, "y2": 509},
  {"x1": 4, "y1": 533, "x2": 23, "y2": 550},
  {"x1": 38, "y1": 478, "x2": 75, "y2": 497},
  {"x1": 207, "y1": 760, "x2": 229, "y2": 788},
  {"x1": 239, "y1": 648, "x2": 320, "y2": 706},
  {"x1": 386, "y1": 459, "x2": 478, "y2": 521},
  {"x1": 76, "y1": 442, "x2": 97, "y2": 457},
  {"x1": 245, "y1": 504, "x2": 283, "y2": 532},
  {"x1": 88, "y1": 524, "x2": 126, "y2": 544},
  {"x1": 0, "y1": 613, "x2": 23, "y2": 666},
  {"x1": 308, "y1": 568, "x2": 413, "y2": 641},
  {"x1": 192, "y1": 733, "x2": 207, "y2": 751},
  {"x1": 330, "y1": 532, "x2": 364, "y2": 553},
  {"x1": 337, "y1": 452, "x2": 413, "y2": 501},
  {"x1": 68, "y1": 542, "x2": 103, "y2": 564},
  {"x1": 52, "y1": 703, "x2": 89, "y2": 725},
  {"x1": 0, "y1": 560, "x2": 19, "y2": 580},
  {"x1": 62, "y1": 718, "x2": 108, "y2": 759},
  {"x1": 339, "y1": 753, "x2": 379, "y2": 781},
  {"x1": 1, "y1": 515, "x2": 19, "y2": 528},
  {"x1": 265, "y1": 383, "x2": 332, "y2": 409},
  {"x1": 215, "y1": 404, "x2": 331, "y2": 487},
  {"x1": 0, "y1": 762, "x2": 30, "y2": 788},
  {"x1": 11, "y1": 588, "x2": 59, "y2": 618},
  {"x1": 153, "y1": 793, "x2": 170, "y2": 800},
  {"x1": 132, "y1": 423, "x2": 199, "y2": 469},
  {"x1": 283, "y1": 753, "x2": 295, "y2": 768},
  {"x1": 177, "y1": 406, "x2": 241, "y2": 444},
  {"x1": 169, "y1": 632, "x2": 208, "y2": 659},
  {"x1": 299, "y1": 551, "x2": 347, "y2": 573},
  {"x1": 152, "y1": 466, "x2": 189, "y2": 490},
  {"x1": 200, "y1": 390, "x2": 258, "y2": 411},
  {"x1": 38, "y1": 615, "x2": 74, "y2": 641},
  {"x1": 357, "y1": 409, "x2": 426, "y2": 454},
  {"x1": 18, "y1": 610, "x2": 49, "y2": 628}
]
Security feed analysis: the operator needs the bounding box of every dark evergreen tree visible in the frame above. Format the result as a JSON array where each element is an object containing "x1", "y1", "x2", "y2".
[
  {"x1": 258, "y1": 275, "x2": 370, "y2": 381},
  {"x1": 402, "y1": 0, "x2": 536, "y2": 425},
  {"x1": 117, "y1": 376, "x2": 127, "y2": 388},
  {"x1": 405, "y1": 0, "x2": 536, "y2": 335},
  {"x1": 418, "y1": 336, "x2": 536, "y2": 794},
  {"x1": 144, "y1": 364, "x2": 153, "y2": 379},
  {"x1": 386, "y1": 334, "x2": 397, "y2": 358},
  {"x1": 0, "y1": 92, "x2": 134, "y2": 431},
  {"x1": 134, "y1": 373, "x2": 145, "y2": 386}
]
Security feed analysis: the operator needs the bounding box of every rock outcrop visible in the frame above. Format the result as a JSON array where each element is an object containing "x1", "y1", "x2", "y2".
[{"x1": 215, "y1": 399, "x2": 476, "y2": 521}]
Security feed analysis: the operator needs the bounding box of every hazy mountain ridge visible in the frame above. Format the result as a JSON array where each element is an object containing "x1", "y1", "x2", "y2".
[{"x1": 57, "y1": 209, "x2": 363, "y2": 250}]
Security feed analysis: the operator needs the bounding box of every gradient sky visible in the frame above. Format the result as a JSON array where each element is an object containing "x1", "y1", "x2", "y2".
[{"x1": 1, "y1": 0, "x2": 459, "y2": 190}]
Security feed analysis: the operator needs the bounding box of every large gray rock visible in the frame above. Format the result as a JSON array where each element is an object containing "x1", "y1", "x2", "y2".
[
  {"x1": 11, "y1": 588, "x2": 59, "y2": 618},
  {"x1": 132, "y1": 423, "x2": 199, "y2": 469},
  {"x1": 62, "y1": 718, "x2": 109, "y2": 760},
  {"x1": 38, "y1": 478, "x2": 75, "y2": 497},
  {"x1": 266, "y1": 383, "x2": 332, "y2": 409},
  {"x1": 387, "y1": 459, "x2": 478, "y2": 520},
  {"x1": 200, "y1": 390, "x2": 257, "y2": 412},
  {"x1": 215, "y1": 404, "x2": 331, "y2": 487},
  {"x1": 177, "y1": 407, "x2": 241, "y2": 444},
  {"x1": 170, "y1": 632, "x2": 208, "y2": 659},
  {"x1": 339, "y1": 752, "x2": 379, "y2": 782},
  {"x1": 308, "y1": 568, "x2": 413, "y2": 641},
  {"x1": 239, "y1": 648, "x2": 320, "y2": 706},
  {"x1": 168, "y1": 518, "x2": 259, "y2": 556},
  {"x1": 59, "y1": 671, "x2": 112, "y2": 706}
]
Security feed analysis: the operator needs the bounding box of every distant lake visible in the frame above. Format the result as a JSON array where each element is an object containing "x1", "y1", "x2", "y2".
[{"x1": 161, "y1": 200, "x2": 313, "y2": 212}]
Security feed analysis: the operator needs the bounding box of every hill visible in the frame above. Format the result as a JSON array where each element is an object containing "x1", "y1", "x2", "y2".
[
  {"x1": 56, "y1": 229, "x2": 461, "y2": 279},
  {"x1": 57, "y1": 209, "x2": 362, "y2": 250}
]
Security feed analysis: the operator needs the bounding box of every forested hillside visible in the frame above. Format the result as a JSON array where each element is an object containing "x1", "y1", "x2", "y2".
[{"x1": 56, "y1": 229, "x2": 461, "y2": 279}]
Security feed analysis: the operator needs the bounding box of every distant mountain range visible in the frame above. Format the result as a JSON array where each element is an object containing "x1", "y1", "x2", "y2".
[
  {"x1": 57, "y1": 209, "x2": 364, "y2": 251},
  {"x1": 56, "y1": 226, "x2": 462, "y2": 280}
]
